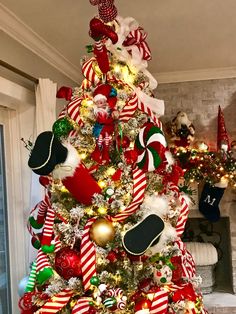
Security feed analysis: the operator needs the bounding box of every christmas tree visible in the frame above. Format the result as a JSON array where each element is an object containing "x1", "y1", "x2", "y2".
[{"x1": 18, "y1": 1, "x2": 208, "y2": 313}]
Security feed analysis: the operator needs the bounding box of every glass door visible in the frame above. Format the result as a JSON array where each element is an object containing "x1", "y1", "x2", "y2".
[{"x1": 0, "y1": 119, "x2": 11, "y2": 313}]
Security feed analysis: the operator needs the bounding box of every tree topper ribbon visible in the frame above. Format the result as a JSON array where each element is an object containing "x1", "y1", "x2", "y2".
[{"x1": 123, "y1": 27, "x2": 151, "y2": 61}]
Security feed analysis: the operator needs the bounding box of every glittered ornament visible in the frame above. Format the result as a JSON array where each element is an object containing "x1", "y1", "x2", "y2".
[
  {"x1": 90, "y1": 218, "x2": 115, "y2": 247},
  {"x1": 52, "y1": 117, "x2": 73, "y2": 139},
  {"x1": 90, "y1": 275, "x2": 100, "y2": 287},
  {"x1": 107, "y1": 250, "x2": 118, "y2": 263},
  {"x1": 18, "y1": 292, "x2": 39, "y2": 313},
  {"x1": 55, "y1": 247, "x2": 82, "y2": 280}
]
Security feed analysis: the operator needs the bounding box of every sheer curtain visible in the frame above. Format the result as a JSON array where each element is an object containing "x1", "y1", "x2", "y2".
[{"x1": 29, "y1": 78, "x2": 57, "y2": 262}]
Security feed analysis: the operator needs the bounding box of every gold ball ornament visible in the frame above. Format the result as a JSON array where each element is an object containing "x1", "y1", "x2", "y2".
[{"x1": 90, "y1": 218, "x2": 115, "y2": 247}]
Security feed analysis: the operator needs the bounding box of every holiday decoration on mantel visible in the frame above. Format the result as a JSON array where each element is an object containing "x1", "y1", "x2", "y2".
[{"x1": 19, "y1": 1, "x2": 208, "y2": 313}]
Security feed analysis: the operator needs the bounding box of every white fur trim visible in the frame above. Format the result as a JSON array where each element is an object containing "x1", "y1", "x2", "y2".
[
  {"x1": 165, "y1": 151, "x2": 175, "y2": 166},
  {"x1": 147, "y1": 223, "x2": 177, "y2": 256},
  {"x1": 52, "y1": 143, "x2": 80, "y2": 180},
  {"x1": 94, "y1": 94, "x2": 107, "y2": 102},
  {"x1": 142, "y1": 195, "x2": 169, "y2": 217}
]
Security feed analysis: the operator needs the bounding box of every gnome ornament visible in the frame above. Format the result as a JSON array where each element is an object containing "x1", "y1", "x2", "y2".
[{"x1": 217, "y1": 106, "x2": 230, "y2": 152}]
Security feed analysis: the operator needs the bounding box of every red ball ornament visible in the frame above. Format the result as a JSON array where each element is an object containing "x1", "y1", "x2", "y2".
[
  {"x1": 135, "y1": 298, "x2": 152, "y2": 314},
  {"x1": 18, "y1": 292, "x2": 38, "y2": 313},
  {"x1": 107, "y1": 250, "x2": 118, "y2": 263},
  {"x1": 55, "y1": 247, "x2": 82, "y2": 280}
]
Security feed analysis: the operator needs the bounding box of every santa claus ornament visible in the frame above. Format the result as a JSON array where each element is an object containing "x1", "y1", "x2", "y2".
[{"x1": 91, "y1": 84, "x2": 118, "y2": 164}]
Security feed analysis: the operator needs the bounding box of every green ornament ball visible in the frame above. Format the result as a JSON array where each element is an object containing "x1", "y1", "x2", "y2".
[
  {"x1": 52, "y1": 117, "x2": 73, "y2": 139},
  {"x1": 90, "y1": 275, "x2": 100, "y2": 286}
]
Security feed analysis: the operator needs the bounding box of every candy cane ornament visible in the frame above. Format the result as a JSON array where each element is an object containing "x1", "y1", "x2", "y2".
[
  {"x1": 80, "y1": 217, "x2": 97, "y2": 291},
  {"x1": 109, "y1": 167, "x2": 147, "y2": 222}
]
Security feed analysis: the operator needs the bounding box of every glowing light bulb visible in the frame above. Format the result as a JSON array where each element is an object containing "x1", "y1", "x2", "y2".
[{"x1": 98, "y1": 180, "x2": 106, "y2": 188}]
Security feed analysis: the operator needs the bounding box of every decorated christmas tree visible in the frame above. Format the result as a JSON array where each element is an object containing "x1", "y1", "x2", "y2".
[{"x1": 18, "y1": 1, "x2": 209, "y2": 313}]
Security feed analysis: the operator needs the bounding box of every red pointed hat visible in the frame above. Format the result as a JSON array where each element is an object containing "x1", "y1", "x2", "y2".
[{"x1": 217, "y1": 106, "x2": 230, "y2": 151}]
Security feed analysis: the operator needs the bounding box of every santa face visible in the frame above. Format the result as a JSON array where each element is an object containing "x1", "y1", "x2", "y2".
[{"x1": 95, "y1": 97, "x2": 108, "y2": 110}]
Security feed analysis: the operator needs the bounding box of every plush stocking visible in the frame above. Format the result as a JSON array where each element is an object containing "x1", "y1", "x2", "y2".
[{"x1": 199, "y1": 183, "x2": 225, "y2": 222}]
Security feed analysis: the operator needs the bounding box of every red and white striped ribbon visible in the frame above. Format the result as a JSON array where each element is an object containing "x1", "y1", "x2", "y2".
[
  {"x1": 80, "y1": 217, "x2": 97, "y2": 291},
  {"x1": 138, "y1": 100, "x2": 162, "y2": 129},
  {"x1": 41, "y1": 206, "x2": 55, "y2": 247},
  {"x1": 175, "y1": 240, "x2": 196, "y2": 279},
  {"x1": 58, "y1": 97, "x2": 84, "y2": 127},
  {"x1": 36, "y1": 249, "x2": 52, "y2": 274},
  {"x1": 124, "y1": 27, "x2": 152, "y2": 61},
  {"x1": 150, "y1": 289, "x2": 168, "y2": 314},
  {"x1": 37, "y1": 289, "x2": 73, "y2": 313},
  {"x1": 81, "y1": 57, "x2": 100, "y2": 86},
  {"x1": 72, "y1": 297, "x2": 92, "y2": 314},
  {"x1": 168, "y1": 183, "x2": 189, "y2": 237},
  {"x1": 119, "y1": 93, "x2": 138, "y2": 122},
  {"x1": 109, "y1": 167, "x2": 147, "y2": 222}
]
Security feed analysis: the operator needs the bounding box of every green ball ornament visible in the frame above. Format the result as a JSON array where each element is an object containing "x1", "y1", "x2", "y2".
[
  {"x1": 90, "y1": 275, "x2": 100, "y2": 286},
  {"x1": 52, "y1": 117, "x2": 73, "y2": 139}
]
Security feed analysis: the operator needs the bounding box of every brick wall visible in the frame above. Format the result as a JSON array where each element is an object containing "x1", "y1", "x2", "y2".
[
  {"x1": 154, "y1": 78, "x2": 236, "y2": 293},
  {"x1": 155, "y1": 78, "x2": 236, "y2": 150}
]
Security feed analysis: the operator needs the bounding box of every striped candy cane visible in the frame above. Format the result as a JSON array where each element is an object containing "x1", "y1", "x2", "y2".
[
  {"x1": 150, "y1": 289, "x2": 168, "y2": 314},
  {"x1": 109, "y1": 167, "x2": 147, "y2": 222},
  {"x1": 37, "y1": 289, "x2": 73, "y2": 314},
  {"x1": 25, "y1": 260, "x2": 37, "y2": 292},
  {"x1": 80, "y1": 217, "x2": 97, "y2": 291},
  {"x1": 72, "y1": 297, "x2": 93, "y2": 314},
  {"x1": 169, "y1": 183, "x2": 189, "y2": 237}
]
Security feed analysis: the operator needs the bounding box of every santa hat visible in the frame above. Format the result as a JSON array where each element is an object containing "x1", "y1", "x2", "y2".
[
  {"x1": 93, "y1": 84, "x2": 117, "y2": 109},
  {"x1": 217, "y1": 106, "x2": 230, "y2": 151}
]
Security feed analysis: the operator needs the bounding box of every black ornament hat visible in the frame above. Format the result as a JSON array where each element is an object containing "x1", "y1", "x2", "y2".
[{"x1": 28, "y1": 131, "x2": 68, "y2": 175}]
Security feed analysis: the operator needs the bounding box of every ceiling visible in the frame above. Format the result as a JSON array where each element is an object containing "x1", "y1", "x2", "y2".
[{"x1": 1, "y1": 0, "x2": 236, "y2": 83}]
